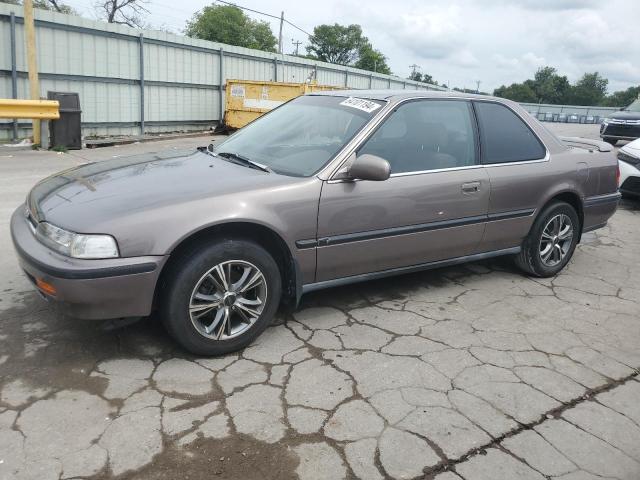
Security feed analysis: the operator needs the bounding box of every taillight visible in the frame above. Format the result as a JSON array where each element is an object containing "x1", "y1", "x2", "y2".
[{"x1": 616, "y1": 162, "x2": 621, "y2": 186}]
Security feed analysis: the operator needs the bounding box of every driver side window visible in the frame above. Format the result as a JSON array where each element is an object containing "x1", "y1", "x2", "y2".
[{"x1": 358, "y1": 99, "x2": 477, "y2": 174}]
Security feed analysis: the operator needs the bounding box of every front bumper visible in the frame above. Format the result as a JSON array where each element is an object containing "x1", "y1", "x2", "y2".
[
  {"x1": 600, "y1": 123, "x2": 640, "y2": 141},
  {"x1": 10, "y1": 206, "x2": 166, "y2": 319}
]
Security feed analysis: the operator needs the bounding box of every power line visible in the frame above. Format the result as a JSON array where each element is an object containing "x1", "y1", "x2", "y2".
[
  {"x1": 213, "y1": 0, "x2": 281, "y2": 20},
  {"x1": 213, "y1": 0, "x2": 315, "y2": 40}
]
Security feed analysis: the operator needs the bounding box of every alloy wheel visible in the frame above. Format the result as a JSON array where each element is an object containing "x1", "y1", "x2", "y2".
[
  {"x1": 188, "y1": 260, "x2": 267, "y2": 340},
  {"x1": 538, "y1": 214, "x2": 574, "y2": 267}
]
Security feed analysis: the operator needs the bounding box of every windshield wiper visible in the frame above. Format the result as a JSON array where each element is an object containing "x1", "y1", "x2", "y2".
[{"x1": 217, "y1": 152, "x2": 272, "y2": 173}]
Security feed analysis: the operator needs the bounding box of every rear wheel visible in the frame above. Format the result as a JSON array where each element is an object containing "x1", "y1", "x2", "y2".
[
  {"x1": 603, "y1": 137, "x2": 618, "y2": 146},
  {"x1": 515, "y1": 201, "x2": 579, "y2": 277},
  {"x1": 161, "y1": 239, "x2": 281, "y2": 355}
]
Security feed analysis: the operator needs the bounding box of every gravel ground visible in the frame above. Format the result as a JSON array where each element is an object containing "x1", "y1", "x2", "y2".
[{"x1": 0, "y1": 124, "x2": 639, "y2": 480}]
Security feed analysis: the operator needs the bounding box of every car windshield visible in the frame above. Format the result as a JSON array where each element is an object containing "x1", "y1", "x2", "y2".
[
  {"x1": 213, "y1": 95, "x2": 385, "y2": 177},
  {"x1": 624, "y1": 99, "x2": 640, "y2": 112}
]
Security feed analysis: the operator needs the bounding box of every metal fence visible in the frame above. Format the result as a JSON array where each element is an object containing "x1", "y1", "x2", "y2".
[{"x1": 0, "y1": 4, "x2": 446, "y2": 142}]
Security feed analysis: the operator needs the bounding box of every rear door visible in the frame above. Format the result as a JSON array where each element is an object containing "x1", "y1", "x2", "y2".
[
  {"x1": 315, "y1": 99, "x2": 490, "y2": 282},
  {"x1": 473, "y1": 101, "x2": 550, "y2": 252}
]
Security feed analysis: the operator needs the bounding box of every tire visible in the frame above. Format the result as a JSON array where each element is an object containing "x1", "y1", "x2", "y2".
[
  {"x1": 160, "y1": 239, "x2": 281, "y2": 355},
  {"x1": 515, "y1": 201, "x2": 580, "y2": 277},
  {"x1": 603, "y1": 137, "x2": 618, "y2": 146}
]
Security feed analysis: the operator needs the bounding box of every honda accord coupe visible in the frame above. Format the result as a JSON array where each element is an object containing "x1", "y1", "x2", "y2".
[{"x1": 11, "y1": 91, "x2": 620, "y2": 355}]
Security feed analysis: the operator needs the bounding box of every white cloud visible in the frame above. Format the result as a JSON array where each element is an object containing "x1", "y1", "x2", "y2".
[
  {"x1": 143, "y1": 0, "x2": 639, "y2": 93},
  {"x1": 485, "y1": 0, "x2": 599, "y2": 10}
]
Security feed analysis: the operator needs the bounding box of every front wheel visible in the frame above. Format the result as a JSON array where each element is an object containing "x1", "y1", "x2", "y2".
[
  {"x1": 160, "y1": 239, "x2": 281, "y2": 355},
  {"x1": 515, "y1": 202, "x2": 580, "y2": 277},
  {"x1": 603, "y1": 137, "x2": 618, "y2": 146}
]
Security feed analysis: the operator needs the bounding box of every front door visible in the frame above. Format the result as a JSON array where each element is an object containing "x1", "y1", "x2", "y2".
[{"x1": 315, "y1": 99, "x2": 490, "y2": 282}]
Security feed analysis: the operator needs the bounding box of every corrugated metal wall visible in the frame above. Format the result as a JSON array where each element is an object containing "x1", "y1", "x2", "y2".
[
  {"x1": 0, "y1": 4, "x2": 445, "y2": 141},
  {"x1": 520, "y1": 103, "x2": 618, "y2": 119}
]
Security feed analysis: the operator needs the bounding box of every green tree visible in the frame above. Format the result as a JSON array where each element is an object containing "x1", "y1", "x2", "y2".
[
  {"x1": 421, "y1": 73, "x2": 436, "y2": 85},
  {"x1": 493, "y1": 82, "x2": 537, "y2": 103},
  {"x1": 601, "y1": 85, "x2": 640, "y2": 107},
  {"x1": 186, "y1": 4, "x2": 277, "y2": 52},
  {"x1": 35, "y1": 0, "x2": 76, "y2": 13},
  {"x1": 567, "y1": 72, "x2": 609, "y2": 106},
  {"x1": 408, "y1": 71, "x2": 422, "y2": 82},
  {"x1": 354, "y1": 44, "x2": 391, "y2": 74},
  {"x1": 531, "y1": 66, "x2": 571, "y2": 104},
  {"x1": 306, "y1": 24, "x2": 368, "y2": 65},
  {"x1": 407, "y1": 70, "x2": 438, "y2": 85}
]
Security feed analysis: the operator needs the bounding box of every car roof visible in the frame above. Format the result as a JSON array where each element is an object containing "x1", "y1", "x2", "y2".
[{"x1": 307, "y1": 89, "x2": 499, "y2": 103}]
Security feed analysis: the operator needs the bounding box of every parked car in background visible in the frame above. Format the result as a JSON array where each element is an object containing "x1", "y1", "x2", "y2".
[
  {"x1": 618, "y1": 137, "x2": 640, "y2": 197},
  {"x1": 600, "y1": 97, "x2": 640, "y2": 145},
  {"x1": 11, "y1": 91, "x2": 620, "y2": 355}
]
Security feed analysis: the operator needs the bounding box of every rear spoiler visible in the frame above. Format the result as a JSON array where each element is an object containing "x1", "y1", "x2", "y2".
[{"x1": 559, "y1": 136, "x2": 613, "y2": 153}]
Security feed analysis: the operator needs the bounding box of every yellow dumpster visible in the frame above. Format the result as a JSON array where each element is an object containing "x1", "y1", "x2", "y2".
[{"x1": 224, "y1": 79, "x2": 340, "y2": 129}]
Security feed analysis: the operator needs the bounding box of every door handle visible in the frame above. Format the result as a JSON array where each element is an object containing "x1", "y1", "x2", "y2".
[{"x1": 461, "y1": 182, "x2": 481, "y2": 193}]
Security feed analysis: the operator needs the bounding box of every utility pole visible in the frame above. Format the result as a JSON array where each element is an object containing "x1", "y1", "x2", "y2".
[
  {"x1": 278, "y1": 11, "x2": 284, "y2": 54},
  {"x1": 409, "y1": 64, "x2": 420, "y2": 79},
  {"x1": 475, "y1": 80, "x2": 481, "y2": 94},
  {"x1": 292, "y1": 39, "x2": 302, "y2": 56},
  {"x1": 24, "y1": 0, "x2": 40, "y2": 144}
]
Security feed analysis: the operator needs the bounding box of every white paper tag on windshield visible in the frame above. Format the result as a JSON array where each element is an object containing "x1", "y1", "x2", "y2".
[{"x1": 340, "y1": 97, "x2": 381, "y2": 113}]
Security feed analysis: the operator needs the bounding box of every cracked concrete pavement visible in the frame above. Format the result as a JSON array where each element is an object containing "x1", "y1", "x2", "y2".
[{"x1": 1, "y1": 126, "x2": 640, "y2": 479}]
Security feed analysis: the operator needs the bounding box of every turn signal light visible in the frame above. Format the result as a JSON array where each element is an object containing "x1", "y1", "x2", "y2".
[{"x1": 36, "y1": 278, "x2": 57, "y2": 296}]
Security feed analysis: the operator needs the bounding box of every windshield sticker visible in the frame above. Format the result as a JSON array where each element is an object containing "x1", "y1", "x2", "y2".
[
  {"x1": 230, "y1": 85, "x2": 245, "y2": 97},
  {"x1": 339, "y1": 97, "x2": 381, "y2": 113}
]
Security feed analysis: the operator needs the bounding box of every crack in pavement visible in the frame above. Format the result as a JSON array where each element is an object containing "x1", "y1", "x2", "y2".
[{"x1": 424, "y1": 371, "x2": 640, "y2": 479}]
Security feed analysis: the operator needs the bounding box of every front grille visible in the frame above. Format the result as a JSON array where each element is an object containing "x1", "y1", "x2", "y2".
[
  {"x1": 602, "y1": 124, "x2": 640, "y2": 137},
  {"x1": 608, "y1": 118, "x2": 640, "y2": 125},
  {"x1": 618, "y1": 150, "x2": 640, "y2": 166}
]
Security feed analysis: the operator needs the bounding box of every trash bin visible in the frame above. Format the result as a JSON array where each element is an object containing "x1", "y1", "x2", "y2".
[{"x1": 48, "y1": 91, "x2": 82, "y2": 149}]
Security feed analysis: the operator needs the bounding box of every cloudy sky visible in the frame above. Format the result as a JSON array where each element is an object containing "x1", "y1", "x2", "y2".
[{"x1": 66, "y1": 0, "x2": 639, "y2": 93}]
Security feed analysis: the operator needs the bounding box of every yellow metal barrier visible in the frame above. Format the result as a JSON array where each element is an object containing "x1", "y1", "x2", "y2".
[
  {"x1": 225, "y1": 79, "x2": 340, "y2": 129},
  {"x1": 0, "y1": 99, "x2": 60, "y2": 119}
]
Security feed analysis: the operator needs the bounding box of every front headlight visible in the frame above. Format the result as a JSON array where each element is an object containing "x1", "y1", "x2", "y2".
[
  {"x1": 618, "y1": 150, "x2": 640, "y2": 166},
  {"x1": 602, "y1": 118, "x2": 610, "y2": 124},
  {"x1": 36, "y1": 222, "x2": 119, "y2": 259}
]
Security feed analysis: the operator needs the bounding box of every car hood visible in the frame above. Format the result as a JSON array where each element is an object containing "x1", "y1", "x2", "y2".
[
  {"x1": 609, "y1": 110, "x2": 640, "y2": 121},
  {"x1": 27, "y1": 150, "x2": 301, "y2": 232}
]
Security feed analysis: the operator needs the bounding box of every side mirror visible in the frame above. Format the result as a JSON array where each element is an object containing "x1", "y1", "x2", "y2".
[{"x1": 348, "y1": 154, "x2": 391, "y2": 181}]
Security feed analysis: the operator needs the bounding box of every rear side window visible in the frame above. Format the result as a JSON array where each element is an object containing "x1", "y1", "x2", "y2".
[{"x1": 474, "y1": 102, "x2": 546, "y2": 163}]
